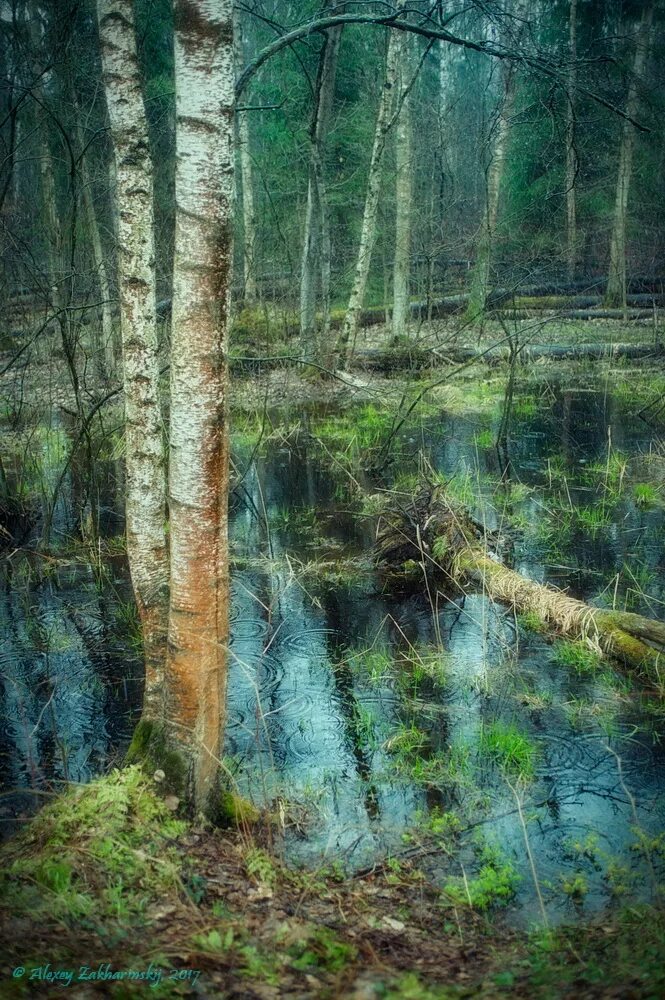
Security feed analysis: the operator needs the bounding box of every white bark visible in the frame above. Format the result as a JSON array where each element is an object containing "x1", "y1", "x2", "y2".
[
  {"x1": 233, "y1": 10, "x2": 257, "y2": 304},
  {"x1": 335, "y1": 22, "x2": 402, "y2": 366},
  {"x1": 168, "y1": 0, "x2": 234, "y2": 810},
  {"x1": 392, "y1": 29, "x2": 412, "y2": 339},
  {"x1": 299, "y1": 24, "x2": 342, "y2": 359},
  {"x1": 97, "y1": 0, "x2": 168, "y2": 715},
  {"x1": 606, "y1": 3, "x2": 653, "y2": 307}
]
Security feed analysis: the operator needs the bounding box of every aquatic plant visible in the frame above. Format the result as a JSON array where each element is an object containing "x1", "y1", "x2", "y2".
[
  {"x1": 442, "y1": 842, "x2": 520, "y2": 911},
  {"x1": 633, "y1": 482, "x2": 660, "y2": 508},
  {"x1": 479, "y1": 721, "x2": 538, "y2": 780},
  {"x1": 553, "y1": 639, "x2": 601, "y2": 675},
  {"x1": 561, "y1": 873, "x2": 589, "y2": 901}
]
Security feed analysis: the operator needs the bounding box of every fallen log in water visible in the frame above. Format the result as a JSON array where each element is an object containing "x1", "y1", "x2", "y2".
[
  {"x1": 356, "y1": 341, "x2": 665, "y2": 371},
  {"x1": 375, "y1": 486, "x2": 665, "y2": 689}
]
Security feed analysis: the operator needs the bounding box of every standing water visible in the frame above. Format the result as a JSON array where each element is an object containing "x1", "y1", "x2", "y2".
[{"x1": 1, "y1": 377, "x2": 664, "y2": 924}]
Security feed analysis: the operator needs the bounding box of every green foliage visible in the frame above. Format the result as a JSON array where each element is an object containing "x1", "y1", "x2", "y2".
[
  {"x1": 442, "y1": 843, "x2": 520, "y2": 911},
  {"x1": 0, "y1": 767, "x2": 186, "y2": 926},
  {"x1": 552, "y1": 640, "x2": 602, "y2": 675},
  {"x1": 286, "y1": 925, "x2": 357, "y2": 974},
  {"x1": 479, "y1": 721, "x2": 538, "y2": 780},
  {"x1": 218, "y1": 790, "x2": 261, "y2": 828},
  {"x1": 561, "y1": 873, "x2": 589, "y2": 900},
  {"x1": 244, "y1": 847, "x2": 278, "y2": 888},
  {"x1": 633, "y1": 482, "x2": 660, "y2": 508},
  {"x1": 516, "y1": 610, "x2": 547, "y2": 634}
]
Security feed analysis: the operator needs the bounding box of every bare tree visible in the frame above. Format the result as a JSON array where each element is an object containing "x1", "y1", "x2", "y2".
[
  {"x1": 335, "y1": 16, "x2": 402, "y2": 367},
  {"x1": 392, "y1": 27, "x2": 413, "y2": 339},
  {"x1": 167, "y1": 0, "x2": 234, "y2": 810},
  {"x1": 565, "y1": 0, "x2": 578, "y2": 282},
  {"x1": 299, "y1": 20, "x2": 342, "y2": 360},
  {"x1": 97, "y1": 0, "x2": 168, "y2": 718},
  {"x1": 234, "y1": 7, "x2": 257, "y2": 305},
  {"x1": 605, "y1": 2, "x2": 654, "y2": 308}
]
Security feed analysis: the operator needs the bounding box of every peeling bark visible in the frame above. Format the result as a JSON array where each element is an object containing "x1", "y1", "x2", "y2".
[
  {"x1": 168, "y1": 0, "x2": 234, "y2": 811},
  {"x1": 97, "y1": 0, "x2": 168, "y2": 718}
]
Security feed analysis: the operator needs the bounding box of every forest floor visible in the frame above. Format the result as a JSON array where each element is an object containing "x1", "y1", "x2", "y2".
[{"x1": 0, "y1": 768, "x2": 663, "y2": 999}]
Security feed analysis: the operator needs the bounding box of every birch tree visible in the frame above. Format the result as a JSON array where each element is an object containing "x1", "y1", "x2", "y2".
[
  {"x1": 392, "y1": 28, "x2": 412, "y2": 339},
  {"x1": 565, "y1": 0, "x2": 578, "y2": 282},
  {"x1": 299, "y1": 22, "x2": 342, "y2": 360},
  {"x1": 234, "y1": 8, "x2": 257, "y2": 304},
  {"x1": 167, "y1": 0, "x2": 234, "y2": 810},
  {"x1": 465, "y1": 56, "x2": 516, "y2": 322},
  {"x1": 605, "y1": 3, "x2": 654, "y2": 308},
  {"x1": 334, "y1": 16, "x2": 402, "y2": 367},
  {"x1": 97, "y1": 0, "x2": 168, "y2": 718}
]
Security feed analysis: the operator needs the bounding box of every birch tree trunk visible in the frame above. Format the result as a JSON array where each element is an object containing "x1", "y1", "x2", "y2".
[
  {"x1": 97, "y1": 0, "x2": 168, "y2": 718},
  {"x1": 392, "y1": 29, "x2": 412, "y2": 339},
  {"x1": 299, "y1": 23, "x2": 342, "y2": 360},
  {"x1": 167, "y1": 0, "x2": 234, "y2": 811},
  {"x1": 465, "y1": 58, "x2": 516, "y2": 323},
  {"x1": 565, "y1": 0, "x2": 578, "y2": 282},
  {"x1": 334, "y1": 23, "x2": 401, "y2": 367},
  {"x1": 605, "y1": 3, "x2": 653, "y2": 308},
  {"x1": 233, "y1": 9, "x2": 257, "y2": 304}
]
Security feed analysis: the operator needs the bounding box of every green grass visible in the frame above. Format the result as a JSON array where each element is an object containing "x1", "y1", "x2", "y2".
[
  {"x1": 633, "y1": 482, "x2": 660, "y2": 508},
  {"x1": 552, "y1": 639, "x2": 602, "y2": 675},
  {"x1": 479, "y1": 721, "x2": 538, "y2": 780}
]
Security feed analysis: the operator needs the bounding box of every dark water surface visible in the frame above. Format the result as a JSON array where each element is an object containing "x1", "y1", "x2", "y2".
[{"x1": 1, "y1": 379, "x2": 664, "y2": 924}]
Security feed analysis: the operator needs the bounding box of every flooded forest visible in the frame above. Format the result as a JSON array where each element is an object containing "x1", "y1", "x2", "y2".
[{"x1": 2, "y1": 1, "x2": 665, "y2": 997}]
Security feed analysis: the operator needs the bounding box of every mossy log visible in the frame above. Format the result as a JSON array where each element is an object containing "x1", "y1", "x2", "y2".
[{"x1": 375, "y1": 487, "x2": 665, "y2": 689}]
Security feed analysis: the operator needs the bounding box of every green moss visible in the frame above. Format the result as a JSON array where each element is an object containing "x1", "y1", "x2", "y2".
[
  {"x1": 125, "y1": 719, "x2": 187, "y2": 797},
  {"x1": 0, "y1": 767, "x2": 187, "y2": 929},
  {"x1": 218, "y1": 790, "x2": 261, "y2": 827}
]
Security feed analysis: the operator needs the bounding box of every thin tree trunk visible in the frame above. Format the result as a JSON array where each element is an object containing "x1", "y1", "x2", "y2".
[
  {"x1": 70, "y1": 87, "x2": 117, "y2": 376},
  {"x1": 97, "y1": 0, "x2": 168, "y2": 718},
  {"x1": 465, "y1": 59, "x2": 516, "y2": 323},
  {"x1": 392, "y1": 28, "x2": 412, "y2": 339},
  {"x1": 605, "y1": 3, "x2": 653, "y2": 308},
  {"x1": 233, "y1": 10, "x2": 257, "y2": 305},
  {"x1": 565, "y1": 0, "x2": 578, "y2": 282},
  {"x1": 299, "y1": 22, "x2": 342, "y2": 360},
  {"x1": 167, "y1": 0, "x2": 234, "y2": 811},
  {"x1": 334, "y1": 21, "x2": 401, "y2": 367}
]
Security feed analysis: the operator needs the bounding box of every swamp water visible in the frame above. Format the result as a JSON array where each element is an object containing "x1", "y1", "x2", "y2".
[{"x1": 2, "y1": 378, "x2": 665, "y2": 926}]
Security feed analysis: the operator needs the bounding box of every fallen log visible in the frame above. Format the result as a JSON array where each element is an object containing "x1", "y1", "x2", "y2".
[
  {"x1": 375, "y1": 486, "x2": 665, "y2": 689},
  {"x1": 356, "y1": 341, "x2": 665, "y2": 371}
]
